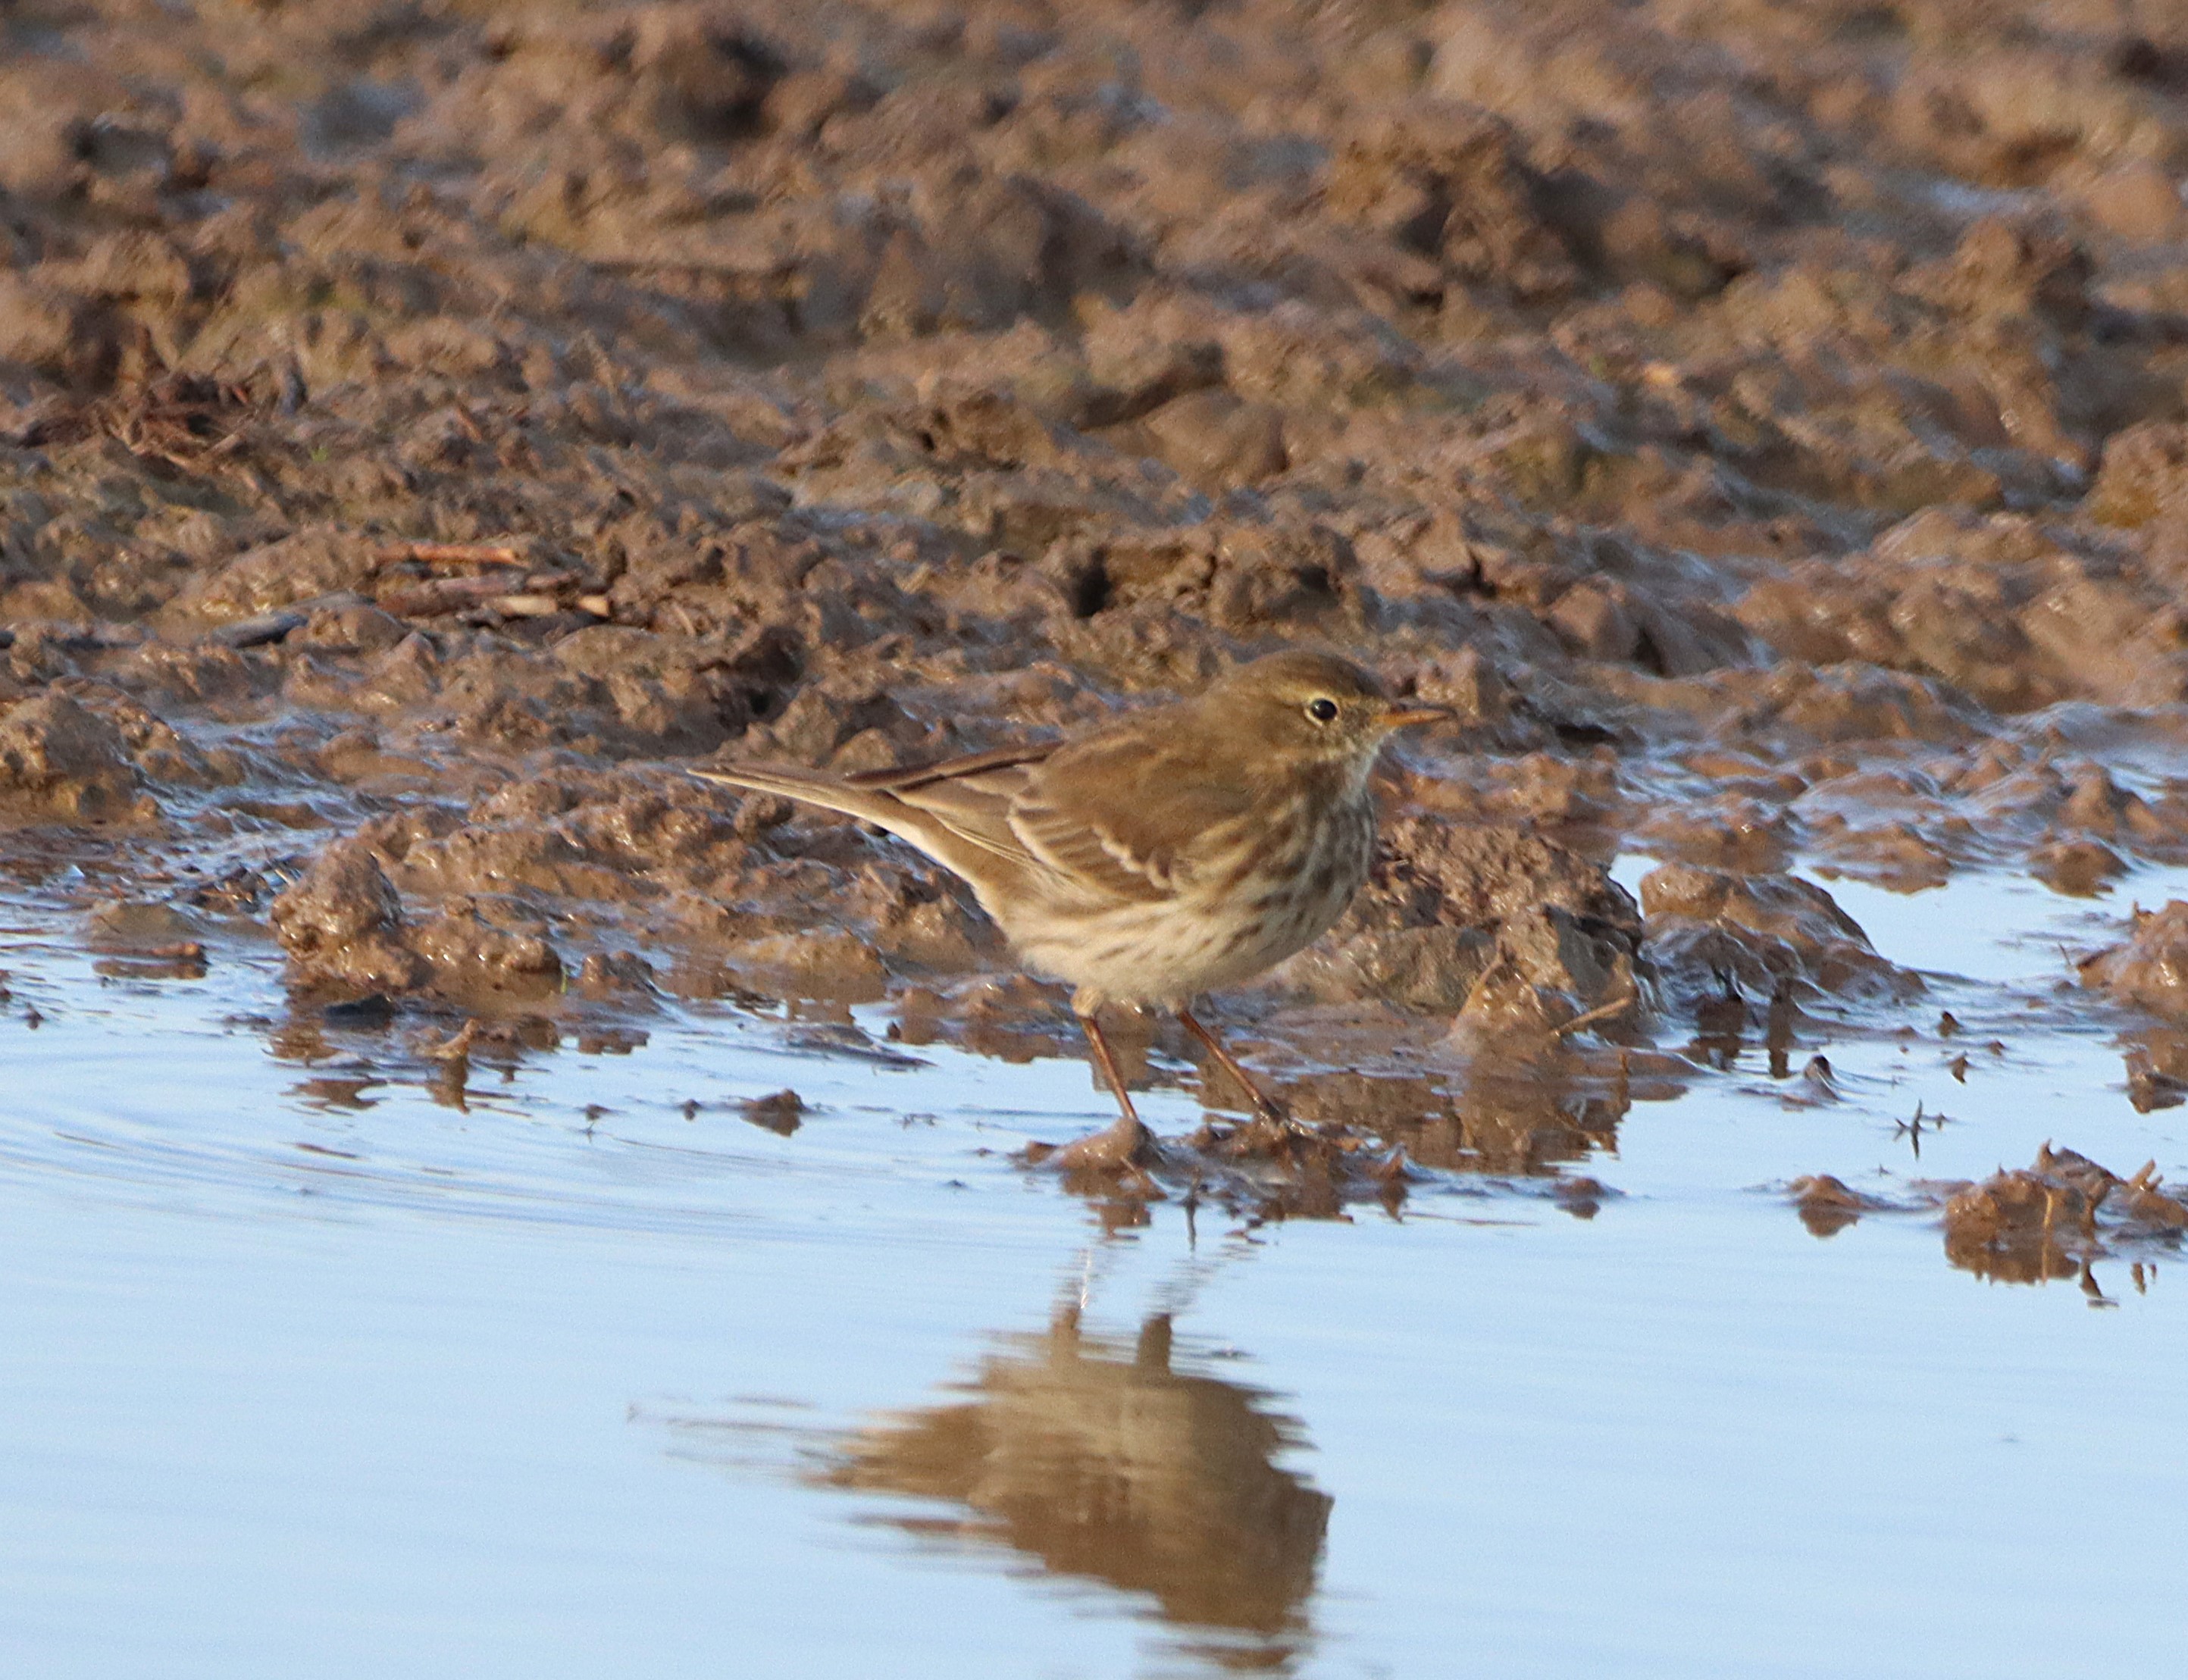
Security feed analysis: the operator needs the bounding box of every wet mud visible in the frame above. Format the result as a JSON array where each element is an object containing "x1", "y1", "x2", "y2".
[
  {"x1": 1791, "y1": 1142, "x2": 2188, "y2": 1290},
  {"x1": 7, "y1": 0, "x2": 2188, "y2": 1254}
]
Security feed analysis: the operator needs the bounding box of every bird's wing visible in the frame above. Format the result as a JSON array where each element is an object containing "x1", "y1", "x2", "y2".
[
  {"x1": 844, "y1": 743, "x2": 1053, "y2": 866},
  {"x1": 688, "y1": 762, "x2": 900, "y2": 825},
  {"x1": 840, "y1": 743, "x2": 1053, "y2": 793},
  {"x1": 1005, "y1": 721, "x2": 1254, "y2": 903}
]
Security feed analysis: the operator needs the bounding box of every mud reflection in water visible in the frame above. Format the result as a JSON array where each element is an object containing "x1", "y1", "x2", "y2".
[{"x1": 1282, "y1": 1046, "x2": 1654, "y2": 1184}]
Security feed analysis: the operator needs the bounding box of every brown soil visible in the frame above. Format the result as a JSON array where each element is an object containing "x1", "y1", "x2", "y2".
[
  {"x1": 11, "y1": 1, "x2": 2188, "y2": 1183},
  {"x1": 1786, "y1": 1144, "x2": 2188, "y2": 1286},
  {"x1": 1939, "y1": 1143, "x2": 2188, "y2": 1282}
]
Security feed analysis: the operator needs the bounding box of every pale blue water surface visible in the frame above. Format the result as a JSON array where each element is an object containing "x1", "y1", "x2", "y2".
[{"x1": 5, "y1": 864, "x2": 2186, "y2": 1678}]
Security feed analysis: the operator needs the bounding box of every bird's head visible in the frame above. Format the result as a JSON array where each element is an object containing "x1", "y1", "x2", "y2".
[{"x1": 1207, "y1": 651, "x2": 1451, "y2": 777}]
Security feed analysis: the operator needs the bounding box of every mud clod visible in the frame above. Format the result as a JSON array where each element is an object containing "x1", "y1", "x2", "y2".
[
  {"x1": 740, "y1": 1090, "x2": 806, "y2": 1137},
  {"x1": 1300, "y1": 821, "x2": 1639, "y2": 1018},
  {"x1": 1942, "y1": 1145, "x2": 2188, "y2": 1284},
  {"x1": 1641, "y1": 864, "x2": 1912, "y2": 1006},
  {"x1": 0, "y1": 696, "x2": 149, "y2": 824},
  {"x1": 1787, "y1": 1175, "x2": 1886, "y2": 1239},
  {"x1": 270, "y1": 841, "x2": 430, "y2": 996},
  {"x1": 2078, "y1": 902, "x2": 2188, "y2": 1020},
  {"x1": 409, "y1": 900, "x2": 565, "y2": 1000}
]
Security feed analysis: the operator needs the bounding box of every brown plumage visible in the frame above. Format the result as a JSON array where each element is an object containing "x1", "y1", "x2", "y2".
[{"x1": 691, "y1": 651, "x2": 1447, "y2": 1162}]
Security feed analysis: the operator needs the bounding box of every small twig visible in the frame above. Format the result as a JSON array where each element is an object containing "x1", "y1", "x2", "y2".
[
  {"x1": 484, "y1": 593, "x2": 569, "y2": 618},
  {"x1": 372, "y1": 541, "x2": 526, "y2": 570},
  {"x1": 424, "y1": 1020, "x2": 480, "y2": 1062},
  {"x1": 380, "y1": 569, "x2": 584, "y2": 617},
  {"x1": 585, "y1": 255, "x2": 788, "y2": 280},
  {"x1": 378, "y1": 574, "x2": 515, "y2": 615},
  {"x1": 1552, "y1": 991, "x2": 1637, "y2": 1039}
]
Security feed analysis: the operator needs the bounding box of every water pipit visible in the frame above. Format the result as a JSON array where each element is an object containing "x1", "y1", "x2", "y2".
[{"x1": 691, "y1": 652, "x2": 1447, "y2": 1165}]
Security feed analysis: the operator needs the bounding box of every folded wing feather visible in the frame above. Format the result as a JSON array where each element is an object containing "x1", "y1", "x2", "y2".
[{"x1": 1006, "y1": 724, "x2": 1254, "y2": 903}]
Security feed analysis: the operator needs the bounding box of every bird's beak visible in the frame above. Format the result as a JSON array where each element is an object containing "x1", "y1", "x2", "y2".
[{"x1": 1382, "y1": 702, "x2": 1454, "y2": 730}]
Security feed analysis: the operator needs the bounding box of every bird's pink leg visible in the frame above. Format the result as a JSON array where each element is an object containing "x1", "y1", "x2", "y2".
[
  {"x1": 1177, "y1": 1006, "x2": 1289, "y2": 1126},
  {"x1": 1078, "y1": 1009, "x2": 1143, "y2": 1127},
  {"x1": 1050, "y1": 1009, "x2": 1156, "y2": 1168}
]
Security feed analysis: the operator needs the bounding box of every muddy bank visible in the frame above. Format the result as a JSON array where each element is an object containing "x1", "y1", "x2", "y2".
[{"x1": 13, "y1": 2, "x2": 2188, "y2": 1183}]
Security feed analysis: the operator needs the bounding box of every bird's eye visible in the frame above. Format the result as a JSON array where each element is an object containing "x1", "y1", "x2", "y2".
[{"x1": 1306, "y1": 696, "x2": 1340, "y2": 724}]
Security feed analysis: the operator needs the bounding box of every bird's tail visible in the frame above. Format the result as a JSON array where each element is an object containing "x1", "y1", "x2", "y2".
[{"x1": 688, "y1": 763, "x2": 903, "y2": 827}]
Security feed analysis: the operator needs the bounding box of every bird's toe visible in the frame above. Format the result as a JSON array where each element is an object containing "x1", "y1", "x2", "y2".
[{"x1": 1044, "y1": 1113, "x2": 1157, "y2": 1172}]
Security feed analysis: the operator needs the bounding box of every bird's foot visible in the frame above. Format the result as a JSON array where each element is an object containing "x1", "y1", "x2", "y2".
[
  {"x1": 1199, "y1": 1103, "x2": 1347, "y2": 1164},
  {"x1": 1035, "y1": 1112, "x2": 1158, "y2": 1173}
]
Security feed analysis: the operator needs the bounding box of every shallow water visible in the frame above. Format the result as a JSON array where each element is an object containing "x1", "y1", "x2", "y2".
[{"x1": 6, "y1": 865, "x2": 2188, "y2": 1678}]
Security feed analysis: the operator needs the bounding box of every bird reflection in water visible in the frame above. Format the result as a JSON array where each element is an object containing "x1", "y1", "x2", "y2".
[{"x1": 814, "y1": 1303, "x2": 1330, "y2": 1673}]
